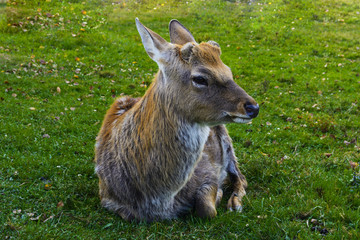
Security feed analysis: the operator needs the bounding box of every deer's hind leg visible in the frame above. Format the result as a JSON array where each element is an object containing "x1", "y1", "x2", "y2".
[
  {"x1": 192, "y1": 129, "x2": 225, "y2": 219},
  {"x1": 98, "y1": 179, "x2": 137, "y2": 222},
  {"x1": 226, "y1": 158, "x2": 247, "y2": 212},
  {"x1": 195, "y1": 183, "x2": 218, "y2": 218},
  {"x1": 174, "y1": 162, "x2": 224, "y2": 219},
  {"x1": 214, "y1": 125, "x2": 248, "y2": 212}
]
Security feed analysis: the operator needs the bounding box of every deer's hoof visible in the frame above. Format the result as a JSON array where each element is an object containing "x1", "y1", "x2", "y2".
[{"x1": 227, "y1": 193, "x2": 243, "y2": 212}]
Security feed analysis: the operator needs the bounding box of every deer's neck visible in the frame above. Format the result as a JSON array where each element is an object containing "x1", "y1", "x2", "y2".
[{"x1": 124, "y1": 73, "x2": 210, "y2": 196}]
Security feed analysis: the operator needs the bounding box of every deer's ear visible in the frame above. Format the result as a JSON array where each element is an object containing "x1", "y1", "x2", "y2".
[
  {"x1": 169, "y1": 19, "x2": 196, "y2": 45},
  {"x1": 136, "y1": 18, "x2": 169, "y2": 63}
]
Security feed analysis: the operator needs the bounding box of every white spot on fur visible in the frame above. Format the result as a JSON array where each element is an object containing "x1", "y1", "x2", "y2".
[
  {"x1": 179, "y1": 123, "x2": 210, "y2": 150},
  {"x1": 117, "y1": 109, "x2": 125, "y2": 115}
]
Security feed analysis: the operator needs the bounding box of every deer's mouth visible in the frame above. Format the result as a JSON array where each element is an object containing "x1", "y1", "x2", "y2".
[{"x1": 226, "y1": 112, "x2": 252, "y2": 124}]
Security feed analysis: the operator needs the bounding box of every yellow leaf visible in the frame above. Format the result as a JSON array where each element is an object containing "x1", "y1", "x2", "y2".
[{"x1": 260, "y1": 152, "x2": 269, "y2": 157}]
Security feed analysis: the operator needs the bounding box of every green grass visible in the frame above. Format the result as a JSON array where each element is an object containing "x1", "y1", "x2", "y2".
[{"x1": 1, "y1": 0, "x2": 360, "y2": 239}]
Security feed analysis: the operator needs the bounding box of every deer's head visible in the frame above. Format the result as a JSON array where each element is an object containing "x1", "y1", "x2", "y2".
[{"x1": 136, "y1": 18, "x2": 259, "y2": 125}]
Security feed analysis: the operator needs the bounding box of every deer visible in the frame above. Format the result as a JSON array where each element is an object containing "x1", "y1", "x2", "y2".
[{"x1": 94, "y1": 18, "x2": 259, "y2": 222}]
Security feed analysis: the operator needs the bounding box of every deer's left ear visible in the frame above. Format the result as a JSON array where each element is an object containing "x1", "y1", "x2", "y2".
[
  {"x1": 169, "y1": 19, "x2": 196, "y2": 45},
  {"x1": 136, "y1": 18, "x2": 170, "y2": 64}
]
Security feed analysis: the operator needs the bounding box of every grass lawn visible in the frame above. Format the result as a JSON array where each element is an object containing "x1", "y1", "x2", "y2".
[{"x1": 1, "y1": 0, "x2": 360, "y2": 239}]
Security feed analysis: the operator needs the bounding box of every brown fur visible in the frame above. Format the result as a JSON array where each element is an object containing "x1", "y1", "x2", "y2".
[{"x1": 94, "y1": 19, "x2": 258, "y2": 222}]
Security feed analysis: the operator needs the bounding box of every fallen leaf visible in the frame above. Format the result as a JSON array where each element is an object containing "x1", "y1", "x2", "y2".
[
  {"x1": 324, "y1": 153, "x2": 332, "y2": 158},
  {"x1": 43, "y1": 215, "x2": 54, "y2": 222},
  {"x1": 349, "y1": 161, "x2": 359, "y2": 169},
  {"x1": 57, "y1": 201, "x2": 64, "y2": 208},
  {"x1": 260, "y1": 152, "x2": 269, "y2": 157},
  {"x1": 30, "y1": 215, "x2": 41, "y2": 221},
  {"x1": 310, "y1": 218, "x2": 319, "y2": 225},
  {"x1": 13, "y1": 209, "x2": 21, "y2": 214}
]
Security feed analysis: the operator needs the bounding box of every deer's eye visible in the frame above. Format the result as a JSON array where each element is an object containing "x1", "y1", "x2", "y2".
[{"x1": 192, "y1": 76, "x2": 208, "y2": 87}]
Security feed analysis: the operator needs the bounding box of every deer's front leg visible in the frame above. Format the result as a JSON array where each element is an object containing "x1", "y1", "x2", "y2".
[
  {"x1": 195, "y1": 184, "x2": 219, "y2": 218},
  {"x1": 226, "y1": 159, "x2": 247, "y2": 212}
]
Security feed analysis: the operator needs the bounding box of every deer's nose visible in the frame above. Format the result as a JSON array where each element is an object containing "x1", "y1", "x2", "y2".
[{"x1": 244, "y1": 102, "x2": 259, "y2": 119}]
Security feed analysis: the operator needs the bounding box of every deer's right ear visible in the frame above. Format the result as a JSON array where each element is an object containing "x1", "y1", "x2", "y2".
[
  {"x1": 136, "y1": 18, "x2": 169, "y2": 63},
  {"x1": 169, "y1": 19, "x2": 196, "y2": 45}
]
